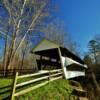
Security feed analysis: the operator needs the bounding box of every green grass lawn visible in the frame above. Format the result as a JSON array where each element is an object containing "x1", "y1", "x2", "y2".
[
  {"x1": 0, "y1": 77, "x2": 13, "y2": 99},
  {"x1": 0, "y1": 77, "x2": 77, "y2": 100}
]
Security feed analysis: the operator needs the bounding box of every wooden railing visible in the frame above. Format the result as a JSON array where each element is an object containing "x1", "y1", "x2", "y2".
[
  {"x1": 11, "y1": 69, "x2": 63, "y2": 100},
  {"x1": 0, "y1": 69, "x2": 37, "y2": 76}
]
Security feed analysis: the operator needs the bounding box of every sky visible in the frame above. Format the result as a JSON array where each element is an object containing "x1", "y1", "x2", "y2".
[
  {"x1": 0, "y1": 0, "x2": 100, "y2": 58},
  {"x1": 57, "y1": 0, "x2": 100, "y2": 55}
]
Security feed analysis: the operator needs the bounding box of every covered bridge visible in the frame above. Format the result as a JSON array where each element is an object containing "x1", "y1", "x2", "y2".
[{"x1": 31, "y1": 39, "x2": 87, "y2": 79}]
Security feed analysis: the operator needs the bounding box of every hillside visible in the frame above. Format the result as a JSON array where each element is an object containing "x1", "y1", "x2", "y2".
[
  {"x1": 0, "y1": 77, "x2": 79, "y2": 100},
  {"x1": 16, "y1": 79, "x2": 77, "y2": 100}
]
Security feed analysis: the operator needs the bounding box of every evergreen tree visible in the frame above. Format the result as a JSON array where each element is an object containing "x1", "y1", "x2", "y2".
[{"x1": 88, "y1": 40, "x2": 99, "y2": 64}]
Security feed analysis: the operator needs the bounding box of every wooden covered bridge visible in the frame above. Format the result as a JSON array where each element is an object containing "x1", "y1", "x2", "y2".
[
  {"x1": 31, "y1": 38, "x2": 87, "y2": 79},
  {"x1": 1, "y1": 38, "x2": 88, "y2": 100}
]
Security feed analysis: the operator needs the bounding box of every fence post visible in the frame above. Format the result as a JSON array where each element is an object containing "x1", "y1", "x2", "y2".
[
  {"x1": 11, "y1": 72, "x2": 18, "y2": 100},
  {"x1": 48, "y1": 70, "x2": 51, "y2": 82}
]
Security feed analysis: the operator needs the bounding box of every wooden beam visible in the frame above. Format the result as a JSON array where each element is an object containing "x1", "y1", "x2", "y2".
[
  {"x1": 16, "y1": 76, "x2": 49, "y2": 88},
  {"x1": 11, "y1": 72, "x2": 18, "y2": 100},
  {"x1": 50, "y1": 72, "x2": 63, "y2": 77},
  {"x1": 57, "y1": 48, "x2": 65, "y2": 78},
  {"x1": 18, "y1": 71, "x2": 49, "y2": 79},
  {"x1": 14, "y1": 76, "x2": 62, "y2": 97}
]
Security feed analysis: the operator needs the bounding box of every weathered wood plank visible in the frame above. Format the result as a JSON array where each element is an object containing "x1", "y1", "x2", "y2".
[
  {"x1": 11, "y1": 72, "x2": 18, "y2": 100},
  {"x1": 14, "y1": 75, "x2": 62, "y2": 97},
  {"x1": 49, "y1": 69, "x2": 62, "y2": 73},
  {"x1": 50, "y1": 72, "x2": 62, "y2": 77},
  {"x1": 18, "y1": 69, "x2": 62, "y2": 79},
  {"x1": 18, "y1": 71, "x2": 49, "y2": 79},
  {"x1": 50, "y1": 76, "x2": 63, "y2": 82},
  {"x1": 14, "y1": 81, "x2": 49, "y2": 96},
  {"x1": 16, "y1": 76, "x2": 49, "y2": 88}
]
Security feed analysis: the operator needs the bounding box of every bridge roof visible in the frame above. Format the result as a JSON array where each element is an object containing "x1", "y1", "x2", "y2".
[{"x1": 31, "y1": 38, "x2": 84, "y2": 64}]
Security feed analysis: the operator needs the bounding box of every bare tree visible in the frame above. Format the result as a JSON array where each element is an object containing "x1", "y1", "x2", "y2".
[
  {"x1": 42, "y1": 19, "x2": 77, "y2": 53},
  {"x1": 0, "y1": 0, "x2": 55, "y2": 75}
]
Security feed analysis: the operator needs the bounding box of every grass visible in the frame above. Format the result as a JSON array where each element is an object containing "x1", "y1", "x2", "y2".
[
  {"x1": 0, "y1": 77, "x2": 77, "y2": 100},
  {"x1": 0, "y1": 77, "x2": 13, "y2": 99},
  {"x1": 16, "y1": 79, "x2": 77, "y2": 100}
]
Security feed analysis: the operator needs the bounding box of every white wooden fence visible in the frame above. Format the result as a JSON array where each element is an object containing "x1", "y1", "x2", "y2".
[{"x1": 11, "y1": 69, "x2": 63, "y2": 100}]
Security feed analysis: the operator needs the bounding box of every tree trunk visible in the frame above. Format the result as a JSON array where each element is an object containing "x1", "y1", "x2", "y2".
[{"x1": 91, "y1": 72, "x2": 100, "y2": 96}]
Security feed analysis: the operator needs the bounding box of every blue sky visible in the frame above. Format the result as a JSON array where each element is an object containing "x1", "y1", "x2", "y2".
[
  {"x1": 57, "y1": 0, "x2": 100, "y2": 55},
  {"x1": 0, "y1": 0, "x2": 100, "y2": 57}
]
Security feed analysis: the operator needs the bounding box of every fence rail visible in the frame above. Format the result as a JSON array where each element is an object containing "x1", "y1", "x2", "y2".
[
  {"x1": 0, "y1": 69, "x2": 37, "y2": 76},
  {"x1": 11, "y1": 69, "x2": 63, "y2": 100}
]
